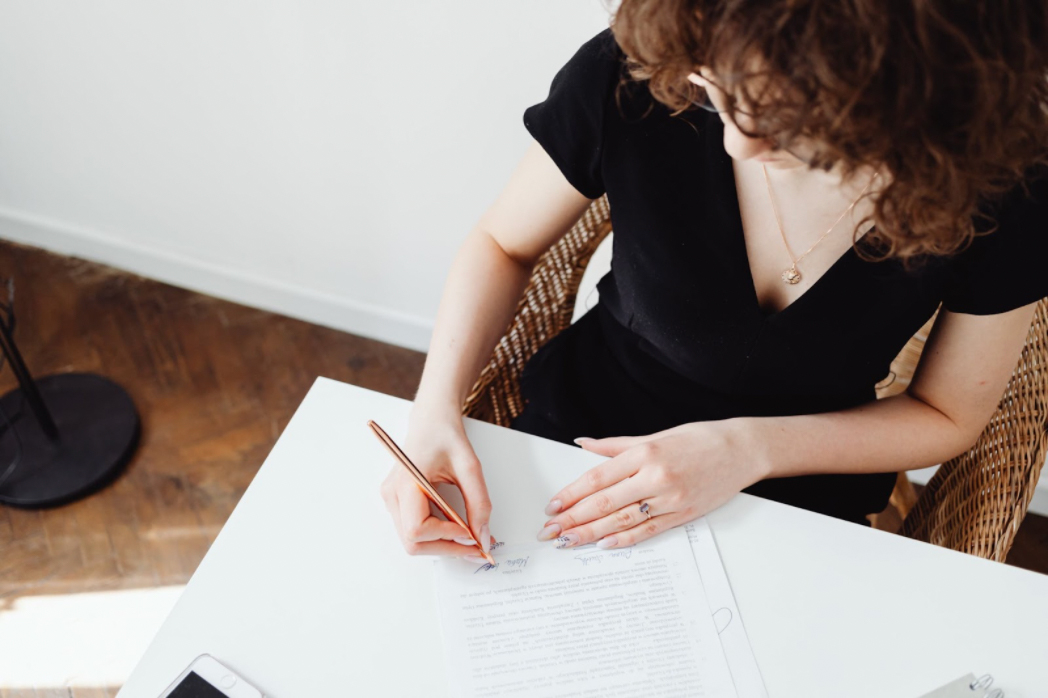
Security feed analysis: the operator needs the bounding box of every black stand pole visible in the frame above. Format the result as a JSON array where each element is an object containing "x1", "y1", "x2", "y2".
[
  {"x1": 0, "y1": 310, "x2": 59, "y2": 441},
  {"x1": 0, "y1": 315, "x2": 139, "y2": 508}
]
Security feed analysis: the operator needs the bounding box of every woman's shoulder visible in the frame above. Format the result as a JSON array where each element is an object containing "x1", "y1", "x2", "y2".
[
  {"x1": 942, "y1": 161, "x2": 1048, "y2": 315},
  {"x1": 980, "y1": 160, "x2": 1048, "y2": 220},
  {"x1": 523, "y1": 28, "x2": 650, "y2": 199},
  {"x1": 580, "y1": 27, "x2": 624, "y2": 63},
  {"x1": 540, "y1": 28, "x2": 625, "y2": 92},
  {"x1": 538, "y1": 27, "x2": 656, "y2": 119},
  {"x1": 968, "y1": 160, "x2": 1048, "y2": 253}
]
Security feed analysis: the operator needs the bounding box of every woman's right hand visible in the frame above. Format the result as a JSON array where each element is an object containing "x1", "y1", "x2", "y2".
[{"x1": 379, "y1": 400, "x2": 494, "y2": 562}]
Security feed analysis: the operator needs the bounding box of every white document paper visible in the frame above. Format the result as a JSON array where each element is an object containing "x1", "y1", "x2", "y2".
[
  {"x1": 685, "y1": 519, "x2": 769, "y2": 698},
  {"x1": 433, "y1": 526, "x2": 738, "y2": 698}
]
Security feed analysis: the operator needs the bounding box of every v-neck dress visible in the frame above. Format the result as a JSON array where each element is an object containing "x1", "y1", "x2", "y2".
[{"x1": 509, "y1": 28, "x2": 1048, "y2": 524}]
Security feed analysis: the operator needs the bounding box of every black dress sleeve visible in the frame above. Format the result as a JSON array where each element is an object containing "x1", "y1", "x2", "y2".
[
  {"x1": 942, "y1": 163, "x2": 1048, "y2": 315},
  {"x1": 522, "y1": 28, "x2": 624, "y2": 200}
]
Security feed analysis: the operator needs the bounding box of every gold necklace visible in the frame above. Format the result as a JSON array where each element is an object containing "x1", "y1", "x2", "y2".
[{"x1": 761, "y1": 164, "x2": 879, "y2": 285}]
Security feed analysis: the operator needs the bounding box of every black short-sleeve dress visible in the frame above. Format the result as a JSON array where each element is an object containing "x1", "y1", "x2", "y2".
[{"x1": 510, "y1": 28, "x2": 1048, "y2": 524}]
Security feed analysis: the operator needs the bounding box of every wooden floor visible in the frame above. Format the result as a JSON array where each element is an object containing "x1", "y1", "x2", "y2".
[
  {"x1": 0, "y1": 240, "x2": 1045, "y2": 695},
  {"x1": 0, "y1": 241, "x2": 426, "y2": 697}
]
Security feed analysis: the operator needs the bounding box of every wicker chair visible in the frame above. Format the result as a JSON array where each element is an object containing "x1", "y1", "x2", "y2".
[{"x1": 461, "y1": 195, "x2": 1048, "y2": 561}]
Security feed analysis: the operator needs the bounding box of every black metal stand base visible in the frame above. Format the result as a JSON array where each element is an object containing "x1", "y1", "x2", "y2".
[{"x1": 0, "y1": 373, "x2": 140, "y2": 508}]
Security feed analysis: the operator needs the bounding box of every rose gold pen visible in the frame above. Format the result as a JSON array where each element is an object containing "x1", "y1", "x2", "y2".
[{"x1": 367, "y1": 419, "x2": 496, "y2": 565}]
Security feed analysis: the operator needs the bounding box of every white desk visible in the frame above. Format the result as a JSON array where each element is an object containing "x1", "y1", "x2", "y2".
[{"x1": 118, "y1": 377, "x2": 1048, "y2": 698}]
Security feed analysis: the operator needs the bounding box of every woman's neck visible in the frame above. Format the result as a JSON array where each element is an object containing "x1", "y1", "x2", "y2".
[{"x1": 758, "y1": 157, "x2": 889, "y2": 202}]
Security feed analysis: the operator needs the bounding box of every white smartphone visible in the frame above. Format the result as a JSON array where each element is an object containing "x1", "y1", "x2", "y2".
[{"x1": 159, "y1": 654, "x2": 264, "y2": 698}]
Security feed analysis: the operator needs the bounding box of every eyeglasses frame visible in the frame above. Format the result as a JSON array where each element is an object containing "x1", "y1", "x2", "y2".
[{"x1": 690, "y1": 69, "x2": 816, "y2": 165}]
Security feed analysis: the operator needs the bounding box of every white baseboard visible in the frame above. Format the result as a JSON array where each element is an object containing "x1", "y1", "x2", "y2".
[
  {"x1": 908, "y1": 465, "x2": 1048, "y2": 518},
  {"x1": 0, "y1": 206, "x2": 434, "y2": 353}
]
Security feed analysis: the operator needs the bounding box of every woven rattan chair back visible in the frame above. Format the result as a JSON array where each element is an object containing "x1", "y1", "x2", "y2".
[
  {"x1": 461, "y1": 195, "x2": 612, "y2": 427},
  {"x1": 890, "y1": 302, "x2": 1048, "y2": 560},
  {"x1": 461, "y1": 195, "x2": 1048, "y2": 561}
]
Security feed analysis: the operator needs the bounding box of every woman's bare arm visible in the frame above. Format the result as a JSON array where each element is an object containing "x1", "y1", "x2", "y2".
[
  {"x1": 535, "y1": 301, "x2": 1039, "y2": 551},
  {"x1": 414, "y1": 139, "x2": 596, "y2": 411},
  {"x1": 742, "y1": 302, "x2": 1039, "y2": 478},
  {"x1": 380, "y1": 139, "x2": 596, "y2": 560}
]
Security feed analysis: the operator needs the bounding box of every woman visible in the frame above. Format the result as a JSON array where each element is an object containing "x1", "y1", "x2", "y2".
[{"x1": 380, "y1": 1, "x2": 1048, "y2": 563}]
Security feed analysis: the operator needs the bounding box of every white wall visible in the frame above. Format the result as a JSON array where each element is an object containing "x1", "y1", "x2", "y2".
[{"x1": 0, "y1": 1, "x2": 614, "y2": 352}]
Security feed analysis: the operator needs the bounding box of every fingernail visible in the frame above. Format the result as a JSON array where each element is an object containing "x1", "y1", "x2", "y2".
[
  {"x1": 554, "y1": 533, "x2": 580, "y2": 549},
  {"x1": 596, "y1": 536, "x2": 617, "y2": 549},
  {"x1": 464, "y1": 555, "x2": 488, "y2": 564},
  {"x1": 544, "y1": 499, "x2": 562, "y2": 516},
  {"x1": 573, "y1": 437, "x2": 593, "y2": 445},
  {"x1": 480, "y1": 524, "x2": 491, "y2": 554},
  {"x1": 536, "y1": 523, "x2": 561, "y2": 541},
  {"x1": 453, "y1": 536, "x2": 477, "y2": 546}
]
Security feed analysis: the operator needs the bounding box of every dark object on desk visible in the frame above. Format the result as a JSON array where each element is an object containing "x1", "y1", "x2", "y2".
[
  {"x1": 167, "y1": 671, "x2": 228, "y2": 698},
  {"x1": 0, "y1": 277, "x2": 139, "y2": 508}
]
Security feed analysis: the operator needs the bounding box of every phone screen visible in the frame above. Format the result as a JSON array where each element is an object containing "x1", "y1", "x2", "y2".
[{"x1": 167, "y1": 671, "x2": 229, "y2": 698}]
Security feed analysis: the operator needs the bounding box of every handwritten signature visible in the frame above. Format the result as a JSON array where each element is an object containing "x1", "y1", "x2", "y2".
[{"x1": 473, "y1": 555, "x2": 529, "y2": 574}]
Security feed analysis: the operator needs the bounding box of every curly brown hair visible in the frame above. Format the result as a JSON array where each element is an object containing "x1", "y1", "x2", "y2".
[{"x1": 609, "y1": 0, "x2": 1048, "y2": 263}]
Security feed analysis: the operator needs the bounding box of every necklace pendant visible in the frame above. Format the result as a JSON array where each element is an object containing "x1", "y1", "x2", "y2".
[{"x1": 782, "y1": 266, "x2": 802, "y2": 285}]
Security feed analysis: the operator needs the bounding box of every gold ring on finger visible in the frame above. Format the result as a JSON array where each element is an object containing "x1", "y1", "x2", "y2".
[{"x1": 639, "y1": 501, "x2": 651, "y2": 520}]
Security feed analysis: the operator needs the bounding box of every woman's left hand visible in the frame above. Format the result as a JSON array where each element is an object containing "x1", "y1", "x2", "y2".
[{"x1": 537, "y1": 420, "x2": 770, "y2": 549}]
